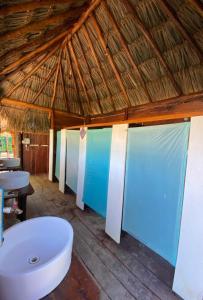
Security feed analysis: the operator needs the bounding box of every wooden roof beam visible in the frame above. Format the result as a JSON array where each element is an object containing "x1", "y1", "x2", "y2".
[
  {"x1": 157, "y1": 0, "x2": 203, "y2": 61},
  {"x1": 64, "y1": 46, "x2": 84, "y2": 115},
  {"x1": 0, "y1": 98, "x2": 85, "y2": 119},
  {"x1": 82, "y1": 25, "x2": 116, "y2": 111},
  {"x1": 103, "y1": 1, "x2": 152, "y2": 103},
  {"x1": 68, "y1": 40, "x2": 92, "y2": 114},
  {"x1": 126, "y1": 0, "x2": 182, "y2": 96},
  {"x1": 6, "y1": 45, "x2": 59, "y2": 98},
  {"x1": 90, "y1": 14, "x2": 131, "y2": 107},
  {"x1": 51, "y1": 49, "x2": 62, "y2": 109},
  {"x1": 75, "y1": 33, "x2": 103, "y2": 114},
  {"x1": 60, "y1": 62, "x2": 70, "y2": 112}
]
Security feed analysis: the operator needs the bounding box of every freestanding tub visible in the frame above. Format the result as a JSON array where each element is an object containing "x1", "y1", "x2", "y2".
[{"x1": 0, "y1": 216, "x2": 73, "y2": 300}]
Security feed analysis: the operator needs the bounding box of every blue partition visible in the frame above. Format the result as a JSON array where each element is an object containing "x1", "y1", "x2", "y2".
[
  {"x1": 55, "y1": 131, "x2": 61, "y2": 180},
  {"x1": 123, "y1": 123, "x2": 190, "y2": 265},
  {"x1": 83, "y1": 128, "x2": 112, "y2": 218},
  {"x1": 66, "y1": 130, "x2": 80, "y2": 193}
]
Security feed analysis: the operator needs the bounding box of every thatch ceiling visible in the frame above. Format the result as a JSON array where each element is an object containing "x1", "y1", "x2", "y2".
[{"x1": 0, "y1": 0, "x2": 202, "y2": 132}]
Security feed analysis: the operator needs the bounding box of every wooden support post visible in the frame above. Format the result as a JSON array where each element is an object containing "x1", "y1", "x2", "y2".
[
  {"x1": 90, "y1": 15, "x2": 131, "y2": 107},
  {"x1": 82, "y1": 25, "x2": 116, "y2": 111},
  {"x1": 68, "y1": 40, "x2": 92, "y2": 114},
  {"x1": 126, "y1": 0, "x2": 182, "y2": 95},
  {"x1": 103, "y1": 1, "x2": 152, "y2": 103},
  {"x1": 75, "y1": 33, "x2": 103, "y2": 114}
]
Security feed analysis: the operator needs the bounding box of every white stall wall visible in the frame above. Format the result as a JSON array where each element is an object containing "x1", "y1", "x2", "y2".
[
  {"x1": 105, "y1": 124, "x2": 128, "y2": 243},
  {"x1": 173, "y1": 116, "x2": 203, "y2": 300},
  {"x1": 76, "y1": 128, "x2": 87, "y2": 210},
  {"x1": 59, "y1": 129, "x2": 67, "y2": 193},
  {"x1": 48, "y1": 129, "x2": 54, "y2": 181}
]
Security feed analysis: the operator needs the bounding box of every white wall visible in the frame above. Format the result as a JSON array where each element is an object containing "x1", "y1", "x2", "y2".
[
  {"x1": 105, "y1": 124, "x2": 128, "y2": 243},
  {"x1": 48, "y1": 129, "x2": 54, "y2": 181},
  {"x1": 173, "y1": 116, "x2": 203, "y2": 300},
  {"x1": 59, "y1": 129, "x2": 67, "y2": 193},
  {"x1": 76, "y1": 127, "x2": 87, "y2": 210}
]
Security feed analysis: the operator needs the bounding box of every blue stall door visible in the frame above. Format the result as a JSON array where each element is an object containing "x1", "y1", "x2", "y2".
[
  {"x1": 66, "y1": 130, "x2": 80, "y2": 193},
  {"x1": 55, "y1": 131, "x2": 61, "y2": 180},
  {"x1": 83, "y1": 128, "x2": 112, "y2": 218},
  {"x1": 123, "y1": 123, "x2": 190, "y2": 265}
]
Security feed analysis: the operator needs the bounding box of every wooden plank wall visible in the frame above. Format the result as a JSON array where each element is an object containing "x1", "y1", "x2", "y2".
[{"x1": 23, "y1": 133, "x2": 49, "y2": 175}]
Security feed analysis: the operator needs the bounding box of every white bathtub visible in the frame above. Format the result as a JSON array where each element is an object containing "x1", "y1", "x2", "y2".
[{"x1": 0, "y1": 216, "x2": 73, "y2": 300}]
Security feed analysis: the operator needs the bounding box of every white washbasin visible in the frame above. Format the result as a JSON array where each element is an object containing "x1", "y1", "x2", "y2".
[
  {"x1": 0, "y1": 171, "x2": 29, "y2": 190},
  {"x1": 0, "y1": 158, "x2": 20, "y2": 168},
  {"x1": 0, "y1": 216, "x2": 73, "y2": 300}
]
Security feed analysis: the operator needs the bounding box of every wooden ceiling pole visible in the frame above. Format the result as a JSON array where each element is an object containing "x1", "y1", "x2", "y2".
[
  {"x1": 6, "y1": 45, "x2": 59, "y2": 97},
  {"x1": 103, "y1": 1, "x2": 152, "y2": 103},
  {"x1": 60, "y1": 62, "x2": 70, "y2": 112},
  {"x1": 157, "y1": 0, "x2": 203, "y2": 60},
  {"x1": 126, "y1": 0, "x2": 182, "y2": 96},
  {"x1": 31, "y1": 63, "x2": 57, "y2": 104},
  {"x1": 90, "y1": 14, "x2": 131, "y2": 107},
  {"x1": 51, "y1": 49, "x2": 62, "y2": 109},
  {"x1": 75, "y1": 33, "x2": 103, "y2": 114},
  {"x1": 64, "y1": 46, "x2": 84, "y2": 115},
  {"x1": 68, "y1": 39, "x2": 92, "y2": 114},
  {"x1": 82, "y1": 25, "x2": 116, "y2": 111}
]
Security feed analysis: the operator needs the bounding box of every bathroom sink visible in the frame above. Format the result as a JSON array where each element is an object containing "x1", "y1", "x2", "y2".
[
  {"x1": 0, "y1": 171, "x2": 30, "y2": 190},
  {"x1": 0, "y1": 158, "x2": 20, "y2": 168},
  {"x1": 0, "y1": 216, "x2": 73, "y2": 300}
]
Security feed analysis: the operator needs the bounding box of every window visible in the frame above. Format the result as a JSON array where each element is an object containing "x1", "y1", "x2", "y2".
[{"x1": 0, "y1": 132, "x2": 14, "y2": 158}]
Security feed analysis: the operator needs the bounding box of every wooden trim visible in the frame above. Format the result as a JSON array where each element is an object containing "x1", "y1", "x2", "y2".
[
  {"x1": 60, "y1": 62, "x2": 70, "y2": 112},
  {"x1": 51, "y1": 49, "x2": 62, "y2": 108},
  {"x1": 75, "y1": 33, "x2": 103, "y2": 114},
  {"x1": 82, "y1": 25, "x2": 116, "y2": 111},
  {"x1": 0, "y1": 98, "x2": 85, "y2": 119},
  {"x1": 68, "y1": 39, "x2": 92, "y2": 114},
  {"x1": 6, "y1": 46, "x2": 59, "y2": 97},
  {"x1": 90, "y1": 15, "x2": 131, "y2": 107},
  {"x1": 103, "y1": 1, "x2": 152, "y2": 103},
  {"x1": 126, "y1": 0, "x2": 182, "y2": 96},
  {"x1": 158, "y1": 0, "x2": 203, "y2": 59},
  {"x1": 64, "y1": 92, "x2": 203, "y2": 128},
  {"x1": 64, "y1": 46, "x2": 84, "y2": 115}
]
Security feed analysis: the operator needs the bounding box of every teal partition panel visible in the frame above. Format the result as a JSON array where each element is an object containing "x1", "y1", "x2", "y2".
[
  {"x1": 0, "y1": 189, "x2": 3, "y2": 247},
  {"x1": 83, "y1": 128, "x2": 112, "y2": 218},
  {"x1": 66, "y1": 130, "x2": 80, "y2": 193},
  {"x1": 55, "y1": 131, "x2": 61, "y2": 180},
  {"x1": 123, "y1": 123, "x2": 190, "y2": 266}
]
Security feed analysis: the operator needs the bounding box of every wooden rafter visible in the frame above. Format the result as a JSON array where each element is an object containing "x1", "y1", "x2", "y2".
[
  {"x1": 0, "y1": 98, "x2": 85, "y2": 119},
  {"x1": 157, "y1": 0, "x2": 203, "y2": 60},
  {"x1": 75, "y1": 33, "x2": 103, "y2": 114},
  {"x1": 68, "y1": 39, "x2": 92, "y2": 114},
  {"x1": 90, "y1": 14, "x2": 131, "y2": 107},
  {"x1": 32, "y1": 64, "x2": 57, "y2": 105},
  {"x1": 82, "y1": 25, "x2": 116, "y2": 111},
  {"x1": 51, "y1": 49, "x2": 62, "y2": 109},
  {"x1": 189, "y1": 0, "x2": 203, "y2": 17},
  {"x1": 103, "y1": 1, "x2": 152, "y2": 103},
  {"x1": 6, "y1": 46, "x2": 59, "y2": 97},
  {"x1": 64, "y1": 46, "x2": 84, "y2": 115},
  {"x1": 126, "y1": 0, "x2": 182, "y2": 96},
  {"x1": 60, "y1": 62, "x2": 70, "y2": 112}
]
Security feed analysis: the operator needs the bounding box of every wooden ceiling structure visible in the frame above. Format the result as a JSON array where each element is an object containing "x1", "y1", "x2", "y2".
[{"x1": 0, "y1": 0, "x2": 202, "y2": 131}]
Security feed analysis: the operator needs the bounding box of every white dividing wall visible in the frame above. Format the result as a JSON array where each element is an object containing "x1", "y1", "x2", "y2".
[
  {"x1": 48, "y1": 129, "x2": 54, "y2": 181},
  {"x1": 59, "y1": 129, "x2": 67, "y2": 193},
  {"x1": 76, "y1": 127, "x2": 87, "y2": 210},
  {"x1": 173, "y1": 116, "x2": 203, "y2": 300},
  {"x1": 105, "y1": 124, "x2": 128, "y2": 243}
]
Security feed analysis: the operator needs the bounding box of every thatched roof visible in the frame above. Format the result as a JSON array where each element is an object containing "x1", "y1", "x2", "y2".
[{"x1": 0, "y1": 0, "x2": 202, "y2": 132}]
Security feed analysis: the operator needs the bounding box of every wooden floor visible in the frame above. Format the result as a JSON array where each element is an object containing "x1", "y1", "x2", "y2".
[{"x1": 18, "y1": 175, "x2": 181, "y2": 300}]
